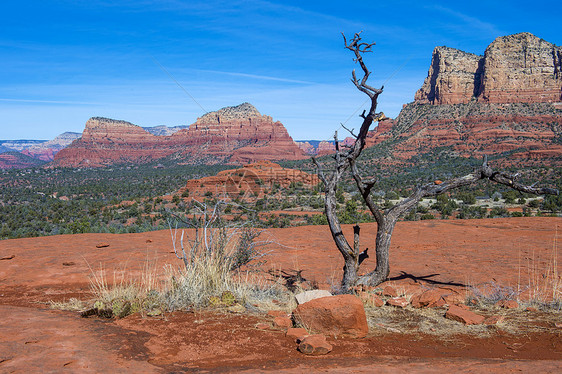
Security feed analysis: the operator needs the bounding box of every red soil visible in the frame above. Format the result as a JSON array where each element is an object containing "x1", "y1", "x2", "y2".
[{"x1": 1, "y1": 217, "x2": 561, "y2": 372}]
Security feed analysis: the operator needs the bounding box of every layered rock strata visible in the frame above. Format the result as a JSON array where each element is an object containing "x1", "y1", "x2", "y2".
[
  {"x1": 178, "y1": 161, "x2": 319, "y2": 200},
  {"x1": 53, "y1": 103, "x2": 306, "y2": 167},
  {"x1": 415, "y1": 33, "x2": 562, "y2": 105}
]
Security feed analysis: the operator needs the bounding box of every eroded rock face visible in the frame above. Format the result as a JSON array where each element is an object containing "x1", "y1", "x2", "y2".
[
  {"x1": 415, "y1": 46, "x2": 483, "y2": 105},
  {"x1": 178, "y1": 160, "x2": 319, "y2": 200},
  {"x1": 415, "y1": 32, "x2": 562, "y2": 105},
  {"x1": 52, "y1": 103, "x2": 306, "y2": 167},
  {"x1": 480, "y1": 33, "x2": 562, "y2": 103}
]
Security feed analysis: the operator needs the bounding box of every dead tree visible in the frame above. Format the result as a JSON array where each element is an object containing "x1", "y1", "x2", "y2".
[{"x1": 313, "y1": 32, "x2": 559, "y2": 292}]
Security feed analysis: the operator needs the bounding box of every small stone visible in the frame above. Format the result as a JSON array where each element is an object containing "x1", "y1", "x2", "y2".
[
  {"x1": 382, "y1": 285, "x2": 398, "y2": 297},
  {"x1": 273, "y1": 316, "x2": 293, "y2": 329},
  {"x1": 445, "y1": 305, "x2": 485, "y2": 325},
  {"x1": 526, "y1": 307, "x2": 538, "y2": 312},
  {"x1": 256, "y1": 323, "x2": 270, "y2": 330},
  {"x1": 294, "y1": 290, "x2": 332, "y2": 305},
  {"x1": 387, "y1": 297, "x2": 409, "y2": 308},
  {"x1": 298, "y1": 335, "x2": 332, "y2": 355},
  {"x1": 286, "y1": 327, "x2": 308, "y2": 342},
  {"x1": 267, "y1": 310, "x2": 290, "y2": 318},
  {"x1": 554, "y1": 322, "x2": 562, "y2": 329},
  {"x1": 62, "y1": 261, "x2": 75, "y2": 266},
  {"x1": 411, "y1": 288, "x2": 445, "y2": 308},
  {"x1": 483, "y1": 315, "x2": 504, "y2": 325},
  {"x1": 96, "y1": 243, "x2": 110, "y2": 248}
]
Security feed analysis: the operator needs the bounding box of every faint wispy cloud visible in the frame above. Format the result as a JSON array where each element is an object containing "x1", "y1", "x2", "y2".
[{"x1": 195, "y1": 69, "x2": 316, "y2": 85}]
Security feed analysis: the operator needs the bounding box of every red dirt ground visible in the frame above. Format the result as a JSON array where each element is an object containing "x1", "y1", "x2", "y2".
[{"x1": 1, "y1": 217, "x2": 561, "y2": 372}]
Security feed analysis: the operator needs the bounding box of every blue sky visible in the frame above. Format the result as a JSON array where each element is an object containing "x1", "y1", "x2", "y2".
[{"x1": 0, "y1": 1, "x2": 560, "y2": 141}]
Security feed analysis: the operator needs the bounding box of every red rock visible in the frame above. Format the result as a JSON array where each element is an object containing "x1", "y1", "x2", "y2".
[
  {"x1": 267, "y1": 310, "x2": 290, "y2": 318},
  {"x1": 297, "y1": 335, "x2": 332, "y2": 355},
  {"x1": 273, "y1": 316, "x2": 293, "y2": 330},
  {"x1": 387, "y1": 297, "x2": 409, "y2": 308},
  {"x1": 255, "y1": 323, "x2": 270, "y2": 330},
  {"x1": 411, "y1": 289, "x2": 445, "y2": 308},
  {"x1": 286, "y1": 328, "x2": 308, "y2": 342},
  {"x1": 96, "y1": 243, "x2": 110, "y2": 248},
  {"x1": 179, "y1": 161, "x2": 319, "y2": 201},
  {"x1": 496, "y1": 300, "x2": 519, "y2": 309},
  {"x1": 483, "y1": 315, "x2": 505, "y2": 325},
  {"x1": 382, "y1": 285, "x2": 398, "y2": 297},
  {"x1": 293, "y1": 294, "x2": 369, "y2": 339},
  {"x1": 445, "y1": 305, "x2": 485, "y2": 325},
  {"x1": 53, "y1": 103, "x2": 306, "y2": 168}
]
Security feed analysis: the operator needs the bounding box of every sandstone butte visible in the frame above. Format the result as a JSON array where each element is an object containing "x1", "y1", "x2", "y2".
[
  {"x1": 177, "y1": 160, "x2": 319, "y2": 200},
  {"x1": 52, "y1": 103, "x2": 306, "y2": 167},
  {"x1": 356, "y1": 32, "x2": 562, "y2": 164}
]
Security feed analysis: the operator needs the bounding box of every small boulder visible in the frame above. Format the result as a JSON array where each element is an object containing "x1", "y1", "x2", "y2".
[
  {"x1": 295, "y1": 290, "x2": 332, "y2": 305},
  {"x1": 286, "y1": 327, "x2": 308, "y2": 342},
  {"x1": 96, "y1": 243, "x2": 110, "y2": 248},
  {"x1": 298, "y1": 335, "x2": 332, "y2": 355},
  {"x1": 267, "y1": 310, "x2": 290, "y2": 318},
  {"x1": 273, "y1": 316, "x2": 293, "y2": 329},
  {"x1": 255, "y1": 323, "x2": 270, "y2": 330},
  {"x1": 387, "y1": 297, "x2": 409, "y2": 308},
  {"x1": 293, "y1": 294, "x2": 368, "y2": 339},
  {"x1": 445, "y1": 305, "x2": 485, "y2": 325},
  {"x1": 411, "y1": 288, "x2": 446, "y2": 308},
  {"x1": 382, "y1": 285, "x2": 398, "y2": 297}
]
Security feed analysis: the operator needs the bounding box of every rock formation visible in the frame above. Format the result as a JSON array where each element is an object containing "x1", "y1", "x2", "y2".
[
  {"x1": 479, "y1": 33, "x2": 562, "y2": 103},
  {"x1": 386, "y1": 33, "x2": 562, "y2": 165},
  {"x1": 52, "y1": 103, "x2": 306, "y2": 167},
  {"x1": 415, "y1": 32, "x2": 562, "y2": 105},
  {"x1": 177, "y1": 160, "x2": 319, "y2": 200},
  {"x1": 414, "y1": 47, "x2": 482, "y2": 105}
]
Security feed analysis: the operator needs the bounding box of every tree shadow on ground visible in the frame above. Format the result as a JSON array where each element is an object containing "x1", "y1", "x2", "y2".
[{"x1": 390, "y1": 271, "x2": 467, "y2": 287}]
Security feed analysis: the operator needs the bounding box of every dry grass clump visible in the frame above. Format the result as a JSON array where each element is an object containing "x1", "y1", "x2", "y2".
[{"x1": 52, "y1": 203, "x2": 294, "y2": 318}]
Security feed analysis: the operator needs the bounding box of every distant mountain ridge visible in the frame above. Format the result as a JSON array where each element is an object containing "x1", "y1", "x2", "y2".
[
  {"x1": 52, "y1": 103, "x2": 306, "y2": 167},
  {"x1": 3, "y1": 32, "x2": 561, "y2": 169}
]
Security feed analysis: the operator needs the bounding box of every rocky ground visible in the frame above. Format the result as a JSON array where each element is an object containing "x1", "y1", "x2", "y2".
[{"x1": 1, "y1": 217, "x2": 561, "y2": 372}]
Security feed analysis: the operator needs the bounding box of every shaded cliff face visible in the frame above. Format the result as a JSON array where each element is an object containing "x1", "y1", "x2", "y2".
[
  {"x1": 414, "y1": 47, "x2": 482, "y2": 105},
  {"x1": 415, "y1": 32, "x2": 562, "y2": 105},
  {"x1": 52, "y1": 103, "x2": 306, "y2": 167}
]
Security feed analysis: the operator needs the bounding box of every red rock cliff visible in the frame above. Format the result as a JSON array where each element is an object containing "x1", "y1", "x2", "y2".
[
  {"x1": 415, "y1": 32, "x2": 562, "y2": 105},
  {"x1": 52, "y1": 103, "x2": 306, "y2": 167}
]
